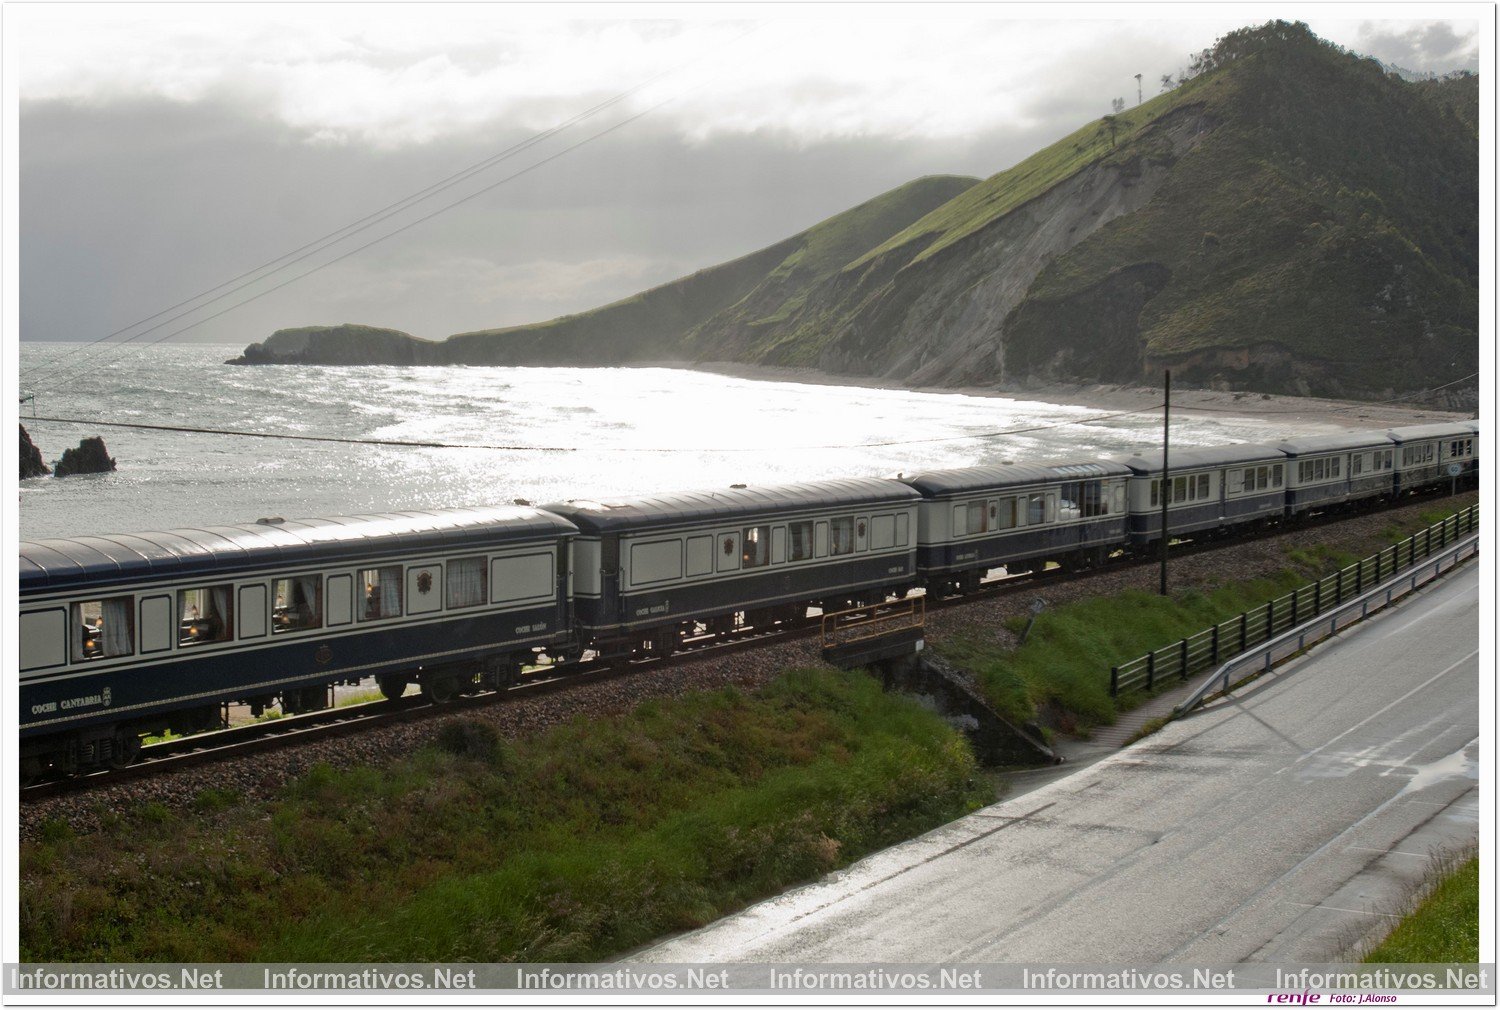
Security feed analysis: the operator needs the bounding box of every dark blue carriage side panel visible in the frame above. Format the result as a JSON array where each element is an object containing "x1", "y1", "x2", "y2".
[
  {"x1": 572, "y1": 550, "x2": 914, "y2": 632},
  {"x1": 20, "y1": 602, "x2": 564, "y2": 739},
  {"x1": 916, "y1": 517, "x2": 1125, "y2": 576},
  {"x1": 1124, "y1": 491, "x2": 1280, "y2": 548}
]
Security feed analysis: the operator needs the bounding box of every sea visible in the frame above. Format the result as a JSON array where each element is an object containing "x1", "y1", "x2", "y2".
[{"x1": 17, "y1": 342, "x2": 1342, "y2": 543}]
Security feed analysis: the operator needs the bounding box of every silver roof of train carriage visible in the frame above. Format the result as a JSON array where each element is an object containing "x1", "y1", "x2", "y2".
[
  {"x1": 20, "y1": 505, "x2": 577, "y2": 595},
  {"x1": 1108, "y1": 441, "x2": 1285, "y2": 474},
  {"x1": 542, "y1": 477, "x2": 920, "y2": 533},
  {"x1": 1276, "y1": 429, "x2": 1397, "y2": 455},
  {"x1": 899, "y1": 459, "x2": 1132, "y2": 497},
  {"x1": 1386, "y1": 421, "x2": 1479, "y2": 443}
]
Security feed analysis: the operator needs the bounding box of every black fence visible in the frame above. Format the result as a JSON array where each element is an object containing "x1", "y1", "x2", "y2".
[{"x1": 1109, "y1": 504, "x2": 1479, "y2": 698}]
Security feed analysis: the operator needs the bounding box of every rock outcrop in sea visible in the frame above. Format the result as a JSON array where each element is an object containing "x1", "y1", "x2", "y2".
[
  {"x1": 53, "y1": 436, "x2": 117, "y2": 478},
  {"x1": 20, "y1": 425, "x2": 50, "y2": 479}
]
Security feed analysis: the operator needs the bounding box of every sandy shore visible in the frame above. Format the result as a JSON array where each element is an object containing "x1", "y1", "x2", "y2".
[{"x1": 679, "y1": 361, "x2": 1474, "y2": 431}]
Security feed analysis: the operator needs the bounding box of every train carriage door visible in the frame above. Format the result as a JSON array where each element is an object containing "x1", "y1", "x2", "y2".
[{"x1": 601, "y1": 537, "x2": 622, "y2": 621}]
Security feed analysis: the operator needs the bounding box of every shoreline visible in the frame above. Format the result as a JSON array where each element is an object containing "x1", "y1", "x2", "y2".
[{"x1": 680, "y1": 360, "x2": 1473, "y2": 431}]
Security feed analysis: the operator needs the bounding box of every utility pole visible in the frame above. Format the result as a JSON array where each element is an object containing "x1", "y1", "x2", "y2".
[
  {"x1": 1135, "y1": 73, "x2": 1143, "y2": 105},
  {"x1": 1159, "y1": 369, "x2": 1171, "y2": 596}
]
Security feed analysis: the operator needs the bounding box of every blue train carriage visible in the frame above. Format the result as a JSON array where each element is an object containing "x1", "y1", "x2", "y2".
[
  {"x1": 543, "y1": 479, "x2": 921, "y2": 660},
  {"x1": 1276, "y1": 429, "x2": 1396, "y2": 518},
  {"x1": 1112, "y1": 443, "x2": 1286, "y2": 550},
  {"x1": 897, "y1": 460, "x2": 1132, "y2": 594},
  {"x1": 19, "y1": 506, "x2": 577, "y2": 779},
  {"x1": 1386, "y1": 421, "x2": 1479, "y2": 495}
]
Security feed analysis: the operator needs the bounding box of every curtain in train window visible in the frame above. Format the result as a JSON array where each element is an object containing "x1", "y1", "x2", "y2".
[
  {"x1": 360, "y1": 566, "x2": 403, "y2": 620},
  {"x1": 995, "y1": 497, "x2": 1018, "y2": 529},
  {"x1": 72, "y1": 597, "x2": 135, "y2": 661},
  {"x1": 741, "y1": 526, "x2": 771, "y2": 568},
  {"x1": 273, "y1": 575, "x2": 323, "y2": 633},
  {"x1": 178, "y1": 585, "x2": 233, "y2": 646},
  {"x1": 447, "y1": 556, "x2": 487, "y2": 609},
  {"x1": 829, "y1": 517, "x2": 855, "y2": 555},
  {"x1": 966, "y1": 502, "x2": 988, "y2": 535},
  {"x1": 1197, "y1": 474, "x2": 1210, "y2": 499},
  {"x1": 1027, "y1": 493, "x2": 1047, "y2": 524},
  {"x1": 788, "y1": 521, "x2": 814, "y2": 562}
]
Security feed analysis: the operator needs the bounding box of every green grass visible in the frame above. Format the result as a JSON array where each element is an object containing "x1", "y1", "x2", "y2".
[
  {"x1": 939, "y1": 569, "x2": 1310, "y2": 730},
  {"x1": 939, "y1": 501, "x2": 1475, "y2": 732},
  {"x1": 20, "y1": 668, "x2": 988, "y2": 962},
  {"x1": 1364, "y1": 854, "x2": 1479, "y2": 963},
  {"x1": 853, "y1": 85, "x2": 1200, "y2": 270}
]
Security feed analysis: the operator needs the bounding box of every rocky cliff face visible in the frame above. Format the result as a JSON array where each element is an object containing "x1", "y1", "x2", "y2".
[
  {"x1": 812, "y1": 110, "x2": 1206, "y2": 387},
  {"x1": 53, "y1": 436, "x2": 116, "y2": 478},
  {"x1": 229, "y1": 324, "x2": 438, "y2": 366},
  {"x1": 19, "y1": 425, "x2": 50, "y2": 479}
]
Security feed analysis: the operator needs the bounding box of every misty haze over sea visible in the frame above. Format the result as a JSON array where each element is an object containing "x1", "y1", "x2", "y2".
[{"x1": 19, "y1": 342, "x2": 1340, "y2": 542}]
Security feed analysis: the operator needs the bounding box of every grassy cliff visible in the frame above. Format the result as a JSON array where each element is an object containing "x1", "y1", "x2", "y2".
[
  {"x1": 439, "y1": 174, "x2": 978, "y2": 365},
  {"x1": 243, "y1": 22, "x2": 1477, "y2": 402}
]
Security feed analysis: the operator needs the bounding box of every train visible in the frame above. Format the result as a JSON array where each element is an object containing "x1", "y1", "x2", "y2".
[{"x1": 18, "y1": 420, "x2": 1478, "y2": 780}]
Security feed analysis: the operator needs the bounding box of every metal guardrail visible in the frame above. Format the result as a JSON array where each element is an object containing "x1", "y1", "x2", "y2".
[
  {"x1": 820, "y1": 596, "x2": 925, "y2": 649},
  {"x1": 1172, "y1": 532, "x2": 1478, "y2": 714},
  {"x1": 1109, "y1": 504, "x2": 1479, "y2": 698}
]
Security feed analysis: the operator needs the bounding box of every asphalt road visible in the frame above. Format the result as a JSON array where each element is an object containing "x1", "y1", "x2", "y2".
[{"x1": 636, "y1": 561, "x2": 1480, "y2": 964}]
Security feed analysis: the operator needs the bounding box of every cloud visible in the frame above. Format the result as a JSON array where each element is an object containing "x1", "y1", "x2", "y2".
[
  {"x1": 1347, "y1": 20, "x2": 1479, "y2": 73},
  {"x1": 15, "y1": 10, "x2": 1256, "y2": 147}
]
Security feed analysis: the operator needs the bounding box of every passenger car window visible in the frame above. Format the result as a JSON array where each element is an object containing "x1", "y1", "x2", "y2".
[
  {"x1": 966, "y1": 502, "x2": 988, "y2": 535},
  {"x1": 995, "y1": 498, "x2": 1017, "y2": 529},
  {"x1": 177, "y1": 585, "x2": 233, "y2": 647},
  {"x1": 273, "y1": 575, "x2": 323, "y2": 633},
  {"x1": 359, "y1": 566, "x2": 403, "y2": 621},
  {"x1": 742, "y1": 526, "x2": 771, "y2": 568},
  {"x1": 788, "y1": 521, "x2": 814, "y2": 562},
  {"x1": 72, "y1": 597, "x2": 134, "y2": 661},
  {"x1": 447, "y1": 556, "x2": 487, "y2": 609},
  {"x1": 829, "y1": 517, "x2": 855, "y2": 556}
]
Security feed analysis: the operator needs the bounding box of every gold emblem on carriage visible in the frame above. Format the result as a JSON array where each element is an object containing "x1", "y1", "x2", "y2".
[
  {"x1": 416, "y1": 571, "x2": 433, "y2": 594},
  {"x1": 315, "y1": 645, "x2": 333, "y2": 665}
]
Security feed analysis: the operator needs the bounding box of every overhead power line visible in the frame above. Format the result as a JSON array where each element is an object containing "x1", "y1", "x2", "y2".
[
  {"x1": 23, "y1": 97, "x2": 673, "y2": 397},
  {"x1": 22, "y1": 404, "x2": 1165, "y2": 454},
  {"x1": 22, "y1": 24, "x2": 763, "y2": 395}
]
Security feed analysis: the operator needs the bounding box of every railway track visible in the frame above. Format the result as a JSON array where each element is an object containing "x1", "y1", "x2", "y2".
[{"x1": 20, "y1": 490, "x2": 1467, "y2": 802}]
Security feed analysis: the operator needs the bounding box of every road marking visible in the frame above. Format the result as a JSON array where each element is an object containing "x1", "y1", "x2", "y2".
[{"x1": 1281, "y1": 901, "x2": 1401, "y2": 918}]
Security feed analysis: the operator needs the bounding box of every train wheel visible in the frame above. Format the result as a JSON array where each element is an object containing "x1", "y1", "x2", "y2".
[
  {"x1": 377, "y1": 674, "x2": 409, "y2": 701},
  {"x1": 421, "y1": 672, "x2": 462, "y2": 704},
  {"x1": 108, "y1": 734, "x2": 141, "y2": 770}
]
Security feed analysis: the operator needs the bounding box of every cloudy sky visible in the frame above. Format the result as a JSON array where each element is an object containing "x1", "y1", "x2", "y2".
[{"x1": 9, "y1": 3, "x2": 1485, "y2": 353}]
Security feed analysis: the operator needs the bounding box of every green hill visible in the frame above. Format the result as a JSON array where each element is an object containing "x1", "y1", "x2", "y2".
[
  {"x1": 234, "y1": 22, "x2": 1477, "y2": 404},
  {"x1": 253, "y1": 175, "x2": 977, "y2": 368},
  {"x1": 1000, "y1": 22, "x2": 1478, "y2": 398}
]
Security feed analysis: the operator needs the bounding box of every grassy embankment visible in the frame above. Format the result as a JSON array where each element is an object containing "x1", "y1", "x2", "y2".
[
  {"x1": 1363, "y1": 853, "x2": 1480, "y2": 964},
  {"x1": 937, "y1": 501, "x2": 1472, "y2": 734},
  {"x1": 22, "y1": 669, "x2": 988, "y2": 962}
]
